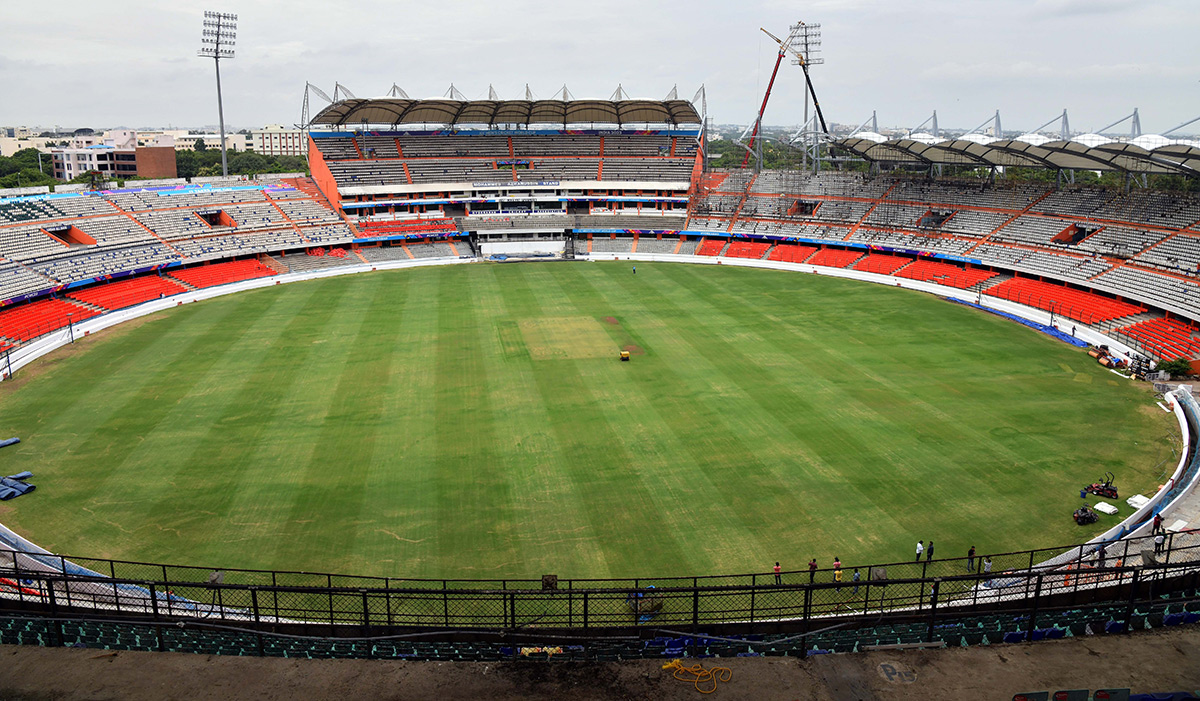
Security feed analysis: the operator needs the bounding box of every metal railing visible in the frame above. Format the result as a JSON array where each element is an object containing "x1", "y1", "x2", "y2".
[{"x1": 2, "y1": 528, "x2": 1198, "y2": 634}]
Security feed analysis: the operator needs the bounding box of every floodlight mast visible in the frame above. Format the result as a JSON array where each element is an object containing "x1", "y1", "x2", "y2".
[{"x1": 198, "y1": 11, "x2": 237, "y2": 177}]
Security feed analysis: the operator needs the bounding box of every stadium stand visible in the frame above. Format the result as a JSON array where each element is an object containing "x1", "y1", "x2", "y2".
[
  {"x1": 806, "y1": 248, "x2": 863, "y2": 269},
  {"x1": 984, "y1": 277, "x2": 1146, "y2": 324},
  {"x1": 894, "y1": 259, "x2": 998, "y2": 289},
  {"x1": 1115, "y1": 317, "x2": 1199, "y2": 361},
  {"x1": 66, "y1": 276, "x2": 188, "y2": 311},
  {"x1": 767, "y1": 243, "x2": 817, "y2": 263},
  {"x1": 853, "y1": 253, "x2": 912, "y2": 275},
  {"x1": 723, "y1": 240, "x2": 771, "y2": 259},
  {"x1": 168, "y1": 259, "x2": 278, "y2": 289},
  {"x1": 695, "y1": 239, "x2": 727, "y2": 257},
  {"x1": 0, "y1": 298, "x2": 99, "y2": 343}
]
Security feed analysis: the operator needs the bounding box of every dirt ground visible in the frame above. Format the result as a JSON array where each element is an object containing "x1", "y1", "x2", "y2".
[{"x1": 1, "y1": 627, "x2": 1198, "y2": 701}]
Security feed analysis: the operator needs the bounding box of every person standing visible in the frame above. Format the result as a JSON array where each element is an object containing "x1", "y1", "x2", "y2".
[
  {"x1": 915, "y1": 541, "x2": 924, "y2": 562},
  {"x1": 808, "y1": 558, "x2": 818, "y2": 582},
  {"x1": 983, "y1": 557, "x2": 993, "y2": 585},
  {"x1": 1155, "y1": 532, "x2": 1165, "y2": 554},
  {"x1": 1153, "y1": 513, "x2": 1164, "y2": 534},
  {"x1": 852, "y1": 568, "x2": 861, "y2": 595},
  {"x1": 632, "y1": 265, "x2": 636, "y2": 275},
  {"x1": 926, "y1": 541, "x2": 934, "y2": 562},
  {"x1": 832, "y1": 556, "x2": 842, "y2": 571},
  {"x1": 774, "y1": 561, "x2": 782, "y2": 585},
  {"x1": 834, "y1": 566, "x2": 843, "y2": 592},
  {"x1": 967, "y1": 546, "x2": 976, "y2": 572}
]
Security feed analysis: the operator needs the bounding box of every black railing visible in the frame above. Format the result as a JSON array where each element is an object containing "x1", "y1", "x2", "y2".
[{"x1": 2, "y1": 528, "x2": 1197, "y2": 635}]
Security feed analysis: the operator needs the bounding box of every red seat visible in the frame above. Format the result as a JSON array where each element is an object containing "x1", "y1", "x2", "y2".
[
  {"x1": 767, "y1": 245, "x2": 816, "y2": 263},
  {"x1": 68, "y1": 276, "x2": 188, "y2": 311},
  {"x1": 169, "y1": 259, "x2": 277, "y2": 289},
  {"x1": 984, "y1": 278, "x2": 1145, "y2": 324},
  {"x1": 0, "y1": 298, "x2": 99, "y2": 343},
  {"x1": 807, "y1": 248, "x2": 862, "y2": 269}
]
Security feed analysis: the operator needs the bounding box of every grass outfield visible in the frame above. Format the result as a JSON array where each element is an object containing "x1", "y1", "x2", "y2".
[{"x1": 0, "y1": 261, "x2": 1177, "y2": 581}]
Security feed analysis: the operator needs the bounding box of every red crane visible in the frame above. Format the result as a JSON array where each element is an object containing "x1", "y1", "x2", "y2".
[{"x1": 741, "y1": 25, "x2": 829, "y2": 168}]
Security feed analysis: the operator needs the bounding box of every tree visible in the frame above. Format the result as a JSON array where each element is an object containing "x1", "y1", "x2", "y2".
[
  {"x1": 1157, "y1": 357, "x2": 1193, "y2": 379},
  {"x1": 194, "y1": 138, "x2": 208, "y2": 152}
]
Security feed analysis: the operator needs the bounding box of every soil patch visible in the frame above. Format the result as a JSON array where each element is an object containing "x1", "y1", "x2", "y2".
[
  {"x1": 1, "y1": 626, "x2": 1197, "y2": 700},
  {"x1": 603, "y1": 316, "x2": 619, "y2": 325},
  {"x1": 622, "y1": 344, "x2": 645, "y2": 356}
]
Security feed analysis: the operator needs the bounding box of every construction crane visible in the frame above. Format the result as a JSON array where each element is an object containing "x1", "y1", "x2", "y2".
[{"x1": 741, "y1": 24, "x2": 829, "y2": 168}]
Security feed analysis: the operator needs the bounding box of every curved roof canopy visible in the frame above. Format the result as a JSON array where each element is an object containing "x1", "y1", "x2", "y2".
[
  {"x1": 309, "y1": 98, "x2": 702, "y2": 127},
  {"x1": 834, "y1": 132, "x2": 1200, "y2": 176}
]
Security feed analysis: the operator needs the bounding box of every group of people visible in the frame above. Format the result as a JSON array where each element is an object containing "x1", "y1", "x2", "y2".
[
  {"x1": 772, "y1": 558, "x2": 863, "y2": 593},
  {"x1": 771, "y1": 541, "x2": 1007, "y2": 593},
  {"x1": 917, "y1": 541, "x2": 993, "y2": 576}
]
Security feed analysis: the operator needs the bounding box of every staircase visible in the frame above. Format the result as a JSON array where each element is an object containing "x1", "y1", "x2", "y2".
[{"x1": 563, "y1": 235, "x2": 576, "y2": 260}]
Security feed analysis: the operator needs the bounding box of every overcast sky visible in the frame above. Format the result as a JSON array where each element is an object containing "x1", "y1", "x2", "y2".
[{"x1": 2, "y1": 0, "x2": 1198, "y2": 135}]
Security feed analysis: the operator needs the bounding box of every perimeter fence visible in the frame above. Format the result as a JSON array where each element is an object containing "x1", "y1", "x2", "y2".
[{"x1": 2, "y1": 528, "x2": 1199, "y2": 634}]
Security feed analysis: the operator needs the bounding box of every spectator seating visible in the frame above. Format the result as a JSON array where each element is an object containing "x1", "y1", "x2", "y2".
[
  {"x1": 807, "y1": 248, "x2": 863, "y2": 269},
  {"x1": 67, "y1": 276, "x2": 188, "y2": 311},
  {"x1": 853, "y1": 253, "x2": 912, "y2": 276},
  {"x1": 984, "y1": 277, "x2": 1146, "y2": 324},
  {"x1": 723, "y1": 240, "x2": 771, "y2": 259},
  {"x1": 695, "y1": 239, "x2": 727, "y2": 257},
  {"x1": 168, "y1": 259, "x2": 278, "y2": 289},
  {"x1": 767, "y1": 244, "x2": 816, "y2": 264},
  {"x1": 1115, "y1": 317, "x2": 1199, "y2": 361},
  {"x1": 894, "y1": 259, "x2": 998, "y2": 289},
  {"x1": 0, "y1": 298, "x2": 99, "y2": 343},
  {"x1": 356, "y1": 218, "x2": 459, "y2": 238}
]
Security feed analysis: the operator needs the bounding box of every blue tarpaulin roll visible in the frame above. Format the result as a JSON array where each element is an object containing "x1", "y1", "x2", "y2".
[{"x1": 0, "y1": 438, "x2": 19, "y2": 449}]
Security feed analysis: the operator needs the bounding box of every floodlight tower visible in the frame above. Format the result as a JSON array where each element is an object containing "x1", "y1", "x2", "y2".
[
  {"x1": 788, "y1": 22, "x2": 823, "y2": 170},
  {"x1": 198, "y1": 11, "x2": 237, "y2": 177}
]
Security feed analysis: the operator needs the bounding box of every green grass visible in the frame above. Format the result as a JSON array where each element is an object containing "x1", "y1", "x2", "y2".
[{"x1": 0, "y1": 262, "x2": 1176, "y2": 581}]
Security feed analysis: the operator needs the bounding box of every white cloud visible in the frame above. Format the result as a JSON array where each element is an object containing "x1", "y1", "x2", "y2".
[{"x1": 0, "y1": 0, "x2": 1197, "y2": 133}]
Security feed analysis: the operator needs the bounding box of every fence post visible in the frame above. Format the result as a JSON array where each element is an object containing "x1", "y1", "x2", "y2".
[
  {"x1": 384, "y1": 579, "x2": 392, "y2": 627},
  {"x1": 750, "y1": 576, "x2": 756, "y2": 624},
  {"x1": 272, "y1": 572, "x2": 279, "y2": 621},
  {"x1": 1165, "y1": 532, "x2": 1175, "y2": 566},
  {"x1": 149, "y1": 582, "x2": 164, "y2": 652},
  {"x1": 583, "y1": 592, "x2": 589, "y2": 630},
  {"x1": 692, "y1": 588, "x2": 699, "y2": 630},
  {"x1": 46, "y1": 579, "x2": 62, "y2": 647},
  {"x1": 360, "y1": 589, "x2": 370, "y2": 628},
  {"x1": 1027, "y1": 575, "x2": 1042, "y2": 641},
  {"x1": 327, "y1": 574, "x2": 335, "y2": 631},
  {"x1": 442, "y1": 582, "x2": 449, "y2": 627},
  {"x1": 1124, "y1": 569, "x2": 1140, "y2": 633},
  {"x1": 925, "y1": 579, "x2": 940, "y2": 643},
  {"x1": 250, "y1": 588, "x2": 264, "y2": 656},
  {"x1": 801, "y1": 586, "x2": 812, "y2": 659}
]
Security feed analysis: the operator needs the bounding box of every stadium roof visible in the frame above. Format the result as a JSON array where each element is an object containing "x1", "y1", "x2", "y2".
[
  {"x1": 834, "y1": 132, "x2": 1200, "y2": 175},
  {"x1": 308, "y1": 98, "x2": 702, "y2": 127}
]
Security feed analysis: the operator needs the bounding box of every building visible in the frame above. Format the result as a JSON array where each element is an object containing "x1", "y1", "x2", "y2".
[
  {"x1": 250, "y1": 125, "x2": 306, "y2": 156},
  {"x1": 51, "y1": 133, "x2": 176, "y2": 181},
  {"x1": 173, "y1": 133, "x2": 249, "y2": 152}
]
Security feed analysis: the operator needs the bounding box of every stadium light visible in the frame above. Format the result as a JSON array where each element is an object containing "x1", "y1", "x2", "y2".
[
  {"x1": 197, "y1": 11, "x2": 238, "y2": 177},
  {"x1": 788, "y1": 22, "x2": 823, "y2": 170}
]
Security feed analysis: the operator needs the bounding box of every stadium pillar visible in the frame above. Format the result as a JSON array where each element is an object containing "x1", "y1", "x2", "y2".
[
  {"x1": 214, "y1": 58, "x2": 229, "y2": 178},
  {"x1": 1026, "y1": 575, "x2": 1042, "y2": 641},
  {"x1": 925, "y1": 579, "x2": 940, "y2": 642}
]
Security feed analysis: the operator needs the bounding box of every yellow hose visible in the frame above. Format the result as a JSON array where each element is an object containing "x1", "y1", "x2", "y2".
[{"x1": 661, "y1": 658, "x2": 733, "y2": 694}]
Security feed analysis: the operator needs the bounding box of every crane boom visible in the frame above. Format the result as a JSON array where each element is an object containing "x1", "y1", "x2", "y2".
[
  {"x1": 761, "y1": 27, "x2": 829, "y2": 135},
  {"x1": 741, "y1": 45, "x2": 787, "y2": 167}
]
